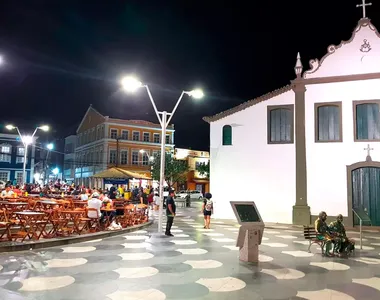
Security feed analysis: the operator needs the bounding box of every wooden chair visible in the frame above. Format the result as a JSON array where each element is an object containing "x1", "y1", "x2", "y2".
[
  {"x1": 83, "y1": 208, "x2": 101, "y2": 232},
  {"x1": 0, "y1": 209, "x2": 11, "y2": 241}
]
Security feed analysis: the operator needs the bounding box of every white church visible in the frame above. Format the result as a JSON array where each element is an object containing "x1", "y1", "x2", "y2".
[{"x1": 204, "y1": 5, "x2": 380, "y2": 226}]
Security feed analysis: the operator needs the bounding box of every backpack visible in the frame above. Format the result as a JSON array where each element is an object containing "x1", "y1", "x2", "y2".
[{"x1": 205, "y1": 199, "x2": 213, "y2": 211}]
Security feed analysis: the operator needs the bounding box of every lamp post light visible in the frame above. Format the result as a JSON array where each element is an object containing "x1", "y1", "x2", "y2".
[
  {"x1": 6, "y1": 125, "x2": 50, "y2": 184},
  {"x1": 122, "y1": 76, "x2": 204, "y2": 234},
  {"x1": 139, "y1": 149, "x2": 154, "y2": 163}
]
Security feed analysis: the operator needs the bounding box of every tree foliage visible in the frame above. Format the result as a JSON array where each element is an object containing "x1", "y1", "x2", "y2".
[
  {"x1": 196, "y1": 161, "x2": 210, "y2": 178},
  {"x1": 150, "y1": 152, "x2": 189, "y2": 187}
]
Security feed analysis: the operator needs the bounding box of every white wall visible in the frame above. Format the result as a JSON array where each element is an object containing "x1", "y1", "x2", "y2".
[
  {"x1": 210, "y1": 91, "x2": 296, "y2": 223},
  {"x1": 305, "y1": 79, "x2": 380, "y2": 218}
]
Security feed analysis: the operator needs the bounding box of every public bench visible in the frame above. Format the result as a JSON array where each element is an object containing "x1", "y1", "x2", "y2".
[{"x1": 303, "y1": 225, "x2": 326, "y2": 255}]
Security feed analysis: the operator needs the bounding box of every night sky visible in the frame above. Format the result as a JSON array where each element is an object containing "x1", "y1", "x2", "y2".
[{"x1": 0, "y1": 0, "x2": 378, "y2": 152}]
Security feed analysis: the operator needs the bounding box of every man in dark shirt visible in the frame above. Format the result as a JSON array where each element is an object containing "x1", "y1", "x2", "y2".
[
  {"x1": 109, "y1": 184, "x2": 117, "y2": 199},
  {"x1": 165, "y1": 190, "x2": 176, "y2": 236}
]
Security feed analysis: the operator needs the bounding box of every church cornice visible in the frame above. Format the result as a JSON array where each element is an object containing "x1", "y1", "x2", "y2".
[{"x1": 304, "y1": 18, "x2": 380, "y2": 78}]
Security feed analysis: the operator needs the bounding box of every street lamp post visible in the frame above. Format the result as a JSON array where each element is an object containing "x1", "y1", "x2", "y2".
[
  {"x1": 122, "y1": 76, "x2": 204, "y2": 234},
  {"x1": 139, "y1": 149, "x2": 154, "y2": 163},
  {"x1": 6, "y1": 125, "x2": 50, "y2": 184}
]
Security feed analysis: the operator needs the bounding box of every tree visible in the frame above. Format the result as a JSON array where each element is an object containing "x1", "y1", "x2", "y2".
[
  {"x1": 151, "y1": 152, "x2": 189, "y2": 187},
  {"x1": 196, "y1": 161, "x2": 210, "y2": 178}
]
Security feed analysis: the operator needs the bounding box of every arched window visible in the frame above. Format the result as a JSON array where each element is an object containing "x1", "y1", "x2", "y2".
[
  {"x1": 267, "y1": 105, "x2": 294, "y2": 144},
  {"x1": 315, "y1": 102, "x2": 342, "y2": 142},
  {"x1": 222, "y1": 125, "x2": 232, "y2": 145}
]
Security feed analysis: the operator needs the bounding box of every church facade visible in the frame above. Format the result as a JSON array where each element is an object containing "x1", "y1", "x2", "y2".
[{"x1": 204, "y1": 17, "x2": 380, "y2": 226}]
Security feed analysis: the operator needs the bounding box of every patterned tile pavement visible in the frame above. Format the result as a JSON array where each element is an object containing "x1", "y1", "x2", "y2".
[{"x1": 1, "y1": 205, "x2": 380, "y2": 299}]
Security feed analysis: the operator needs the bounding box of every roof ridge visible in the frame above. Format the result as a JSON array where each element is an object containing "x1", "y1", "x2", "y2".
[{"x1": 203, "y1": 84, "x2": 292, "y2": 123}]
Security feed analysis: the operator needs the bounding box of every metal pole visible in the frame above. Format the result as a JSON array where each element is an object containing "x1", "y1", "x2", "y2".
[
  {"x1": 360, "y1": 219, "x2": 362, "y2": 250},
  {"x1": 22, "y1": 144, "x2": 28, "y2": 184},
  {"x1": 158, "y1": 111, "x2": 167, "y2": 234}
]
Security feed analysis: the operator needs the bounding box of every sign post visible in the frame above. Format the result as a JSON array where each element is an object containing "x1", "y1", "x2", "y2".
[{"x1": 230, "y1": 201, "x2": 265, "y2": 263}]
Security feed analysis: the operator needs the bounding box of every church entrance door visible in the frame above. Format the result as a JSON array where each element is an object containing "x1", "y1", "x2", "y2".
[{"x1": 352, "y1": 167, "x2": 380, "y2": 226}]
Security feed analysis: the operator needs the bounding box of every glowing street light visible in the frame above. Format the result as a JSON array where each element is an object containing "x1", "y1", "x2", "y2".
[
  {"x1": 6, "y1": 124, "x2": 50, "y2": 184},
  {"x1": 122, "y1": 75, "x2": 204, "y2": 235},
  {"x1": 39, "y1": 125, "x2": 50, "y2": 132},
  {"x1": 139, "y1": 149, "x2": 154, "y2": 162},
  {"x1": 52, "y1": 167, "x2": 59, "y2": 175},
  {"x1": 47, "y1": 143, "x2": 54, "y2": 150},
  {"x1": 0, "y1": 55, "x2": 3, "y2": 65},
  {"x1": 121, "y1": 76, "x2": 143, "y2": 92},
  {"x1": 22, "y1": 135, "x2": 33, "y2": 145},
  {"x1": 188, "y1": 89, "x2": 204, "y2": 99}
]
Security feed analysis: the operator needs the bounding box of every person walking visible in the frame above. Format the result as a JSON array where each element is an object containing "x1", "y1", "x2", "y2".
[
  {"x1": 202, "y1": 193, "x2": 213, "y2": 229},
  {"x1": 165, "y1": 190, "x2": 176, "y2": 236}
]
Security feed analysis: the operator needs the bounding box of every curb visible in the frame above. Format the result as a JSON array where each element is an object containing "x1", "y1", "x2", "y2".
[{"x1": 0, "y1": 221, "x2": 153, "y2": 253}]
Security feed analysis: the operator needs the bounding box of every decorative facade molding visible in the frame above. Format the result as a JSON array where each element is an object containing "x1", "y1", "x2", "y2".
[{"x1": 304, "y1": 18, "x2": 380, "y2": 77}]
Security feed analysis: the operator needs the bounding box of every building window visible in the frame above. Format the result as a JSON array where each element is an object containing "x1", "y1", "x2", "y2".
[
  {"x1": 132, "y1": 150, "x2": 139, "y2": 165},
  {"x1": 0, "y1": 154, "x2": 11, "y2": 163},
  {"x1": 96, "y1": 126, "x2": 100, "y2": 140},
  {"x1": 354, "y1": 101, "x2": 380, "y2": 141},
  {"x1": 315, "y1": 102, "x2": 342, "y2": 142},
  {"x1": 0, "y1": 171, "x2": 9, "y2": 182},
  {"x1": 132, "y1": 131, "x2": 140, "y2": 141},
  {"x1": 1, "y1": 145, "x2": 11, "y2": 154},
  {"x1": 121, "y1": 130, "x2": 129, "y2": 140},
  {"x1": 143, "y1": 132, "x2": 150, "y2": 142},
  {"x1": 16, "y1": 156, "x2": 24, "y2": 164},
  {"x1": 15, "y1": 171, "x2": 23, "y2": 184},
  {"x1": 267, "y1": 105, "x2": 294, "y2": 144},
  {"x1": 222, "y1": 125, "x2": 232, "y2": 145},
  {"x1": 153, "y1": 133, "x2": 160, "y2": 143},
  {"x1": 166, "y1": 135, "x2": 170, "y2": 144},
  {"x1": 110, "y1": 129, "x2": 118, "y2": 139},
  {"x1": 109, "y1": 150, "x2": 117, "y2": 164},
  {"x1": 120, "y1": 150, "x2": 128, "y2": 165},
  {"x1": 142, "y1": 151, "x2": 149, "y2": 165},
  {"x1": 17, "y1": 147, "x2": 25, "y2": 156}
]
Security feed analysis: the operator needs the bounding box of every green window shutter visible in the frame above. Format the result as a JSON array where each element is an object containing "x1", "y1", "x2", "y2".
[
  {"x1": 317, "y1": 105, "x2": 340, "y2": 141},
  {"x1": 222, "y1": 125, "x2": 232, "y2": 145},
  {"x1": 270, "y1": 108, "x2": 292, "y2": 142},
  {"x1": 356, "y1": 103, "x2": 380, "y2": 140}
]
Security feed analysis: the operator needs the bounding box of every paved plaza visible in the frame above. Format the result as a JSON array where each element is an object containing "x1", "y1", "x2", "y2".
[{"x1": 1, "y1": 207, "x2": 380, "y2": 299}]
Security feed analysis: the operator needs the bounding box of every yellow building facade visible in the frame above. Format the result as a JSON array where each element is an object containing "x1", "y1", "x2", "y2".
[
  {"x1": 174, "y1": 148, "x2": 209, "y2": 193},
  {"x1": 71, "y1": 105, "x2": 174, "y2": 187}
]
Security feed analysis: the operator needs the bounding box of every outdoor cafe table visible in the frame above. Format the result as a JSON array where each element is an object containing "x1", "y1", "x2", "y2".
[
  {"x1": 0, "y1": 202, "x2": 30, "y2": 219},
  {"x1": 15, "y1": 211, "x2": 47, "y2": 241}
]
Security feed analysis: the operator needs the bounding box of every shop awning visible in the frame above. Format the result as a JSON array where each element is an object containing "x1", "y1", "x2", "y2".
[
  {"x1": 92, "y1": 167, "x2": 151, "y2": 180},
  {"x1": 192, "y1": 179, "x2": 209, "y2": 184}
]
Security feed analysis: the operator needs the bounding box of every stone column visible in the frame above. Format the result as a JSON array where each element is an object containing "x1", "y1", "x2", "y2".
[{"x1": 292, "y1": 81, "x2": 311, "y2": 225}]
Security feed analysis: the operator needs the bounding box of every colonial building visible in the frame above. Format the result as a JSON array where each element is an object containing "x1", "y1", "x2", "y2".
[
  {"x1": 174, "y1": 148, "x2": 210, "y2": 193},
  {"x1": 0, "y1": 133, "x2": 36, "y2": 184},
  {"x1": 71, "y1": 105, "x2": 174, "y2": 187},
  {"x1": 204, "y1": 15, "x2": 380, "y2": 226}
]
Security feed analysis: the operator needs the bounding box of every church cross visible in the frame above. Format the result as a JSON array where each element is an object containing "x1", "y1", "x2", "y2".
[
  {"x1": 357, "y1": 0, "x2": 372, "y2": 19},
  {"x1": 364, "y1": 144, "x2": 374, "y2": 157}
]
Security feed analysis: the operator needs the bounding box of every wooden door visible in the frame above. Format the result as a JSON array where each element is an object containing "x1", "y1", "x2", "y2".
[{"x1": 352, "y1": 167, "x2": 380, "y2": 225}]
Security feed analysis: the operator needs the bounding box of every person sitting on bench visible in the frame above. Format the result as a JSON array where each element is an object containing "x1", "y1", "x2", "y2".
[
  {"x1": 329, "y1": 214, "x2": 355, "y2": 256},
  {"x1": 315, "y1": 211, "x2": 334, "y2": 257}
]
